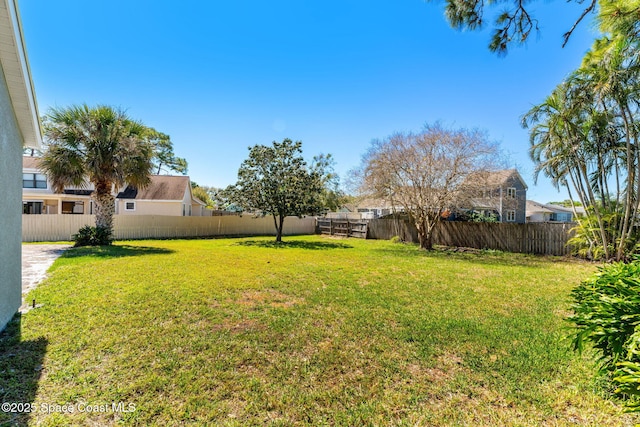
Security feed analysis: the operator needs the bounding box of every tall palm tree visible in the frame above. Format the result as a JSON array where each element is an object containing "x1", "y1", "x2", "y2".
[
  {"x1": 524, "y1": 31, "x2": 640, "y2": 261},
  {"x1": 524, "y1": 80, "x2": 610, "y2": 259},
  {"x1": 582, "y1": 35, "x2": 640, "y2": 260},
  {"x1": 41, "y1": 104, "x2": 153, "y2": 238}
]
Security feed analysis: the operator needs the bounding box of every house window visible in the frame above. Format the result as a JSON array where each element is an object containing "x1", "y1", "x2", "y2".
[
  {"x1": 23, "y1": 201, "x2": 43, "y2": 214},
  {"x1": 62, "y1": 201, "x2": 84, "y2": 214},
  {"x1": 551, "y1": 212, "x2": 572, "y2": 222},
  {"x1": 506, "y1": 187, "x2": 517, "y2": 199},
  {"x1": 125, "y1": 202, "x2": 136, "y2": 211},
  {"x1": 23, "y1": 173, "x2": 47, "y2": 189},
  {"x1": 505, "y1": 210, "x2": 516, "y2": 222},
  {"x1": 182, "y1": 204, "x2": 186, "y2": 216}
]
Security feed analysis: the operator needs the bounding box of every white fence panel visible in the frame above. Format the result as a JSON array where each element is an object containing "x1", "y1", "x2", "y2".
[
  {"x1": 22, "y1": 215, "x2": 316, "y2": 242},
  {"x1": 22, "y1": 215, "x2": 95, "y2": 242}
]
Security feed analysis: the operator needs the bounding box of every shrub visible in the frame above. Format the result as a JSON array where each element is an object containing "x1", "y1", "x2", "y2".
[
  {"x1": 73, "y1": 225, "x2": 112, "y2": 247},
  {"x1": 569, "y1": 259, "x2": 640, "y2": 409},
  {"x1": 461, "y1": 210, "x2": 499, "y2": 223},
  {"x1": 568, "y1": 209, "x2": 640, "y2": 261}
]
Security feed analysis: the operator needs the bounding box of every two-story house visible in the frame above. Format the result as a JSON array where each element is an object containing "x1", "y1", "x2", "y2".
[
  {"x1": 344, "y1": 169, "x2": 528, "y2": 223},
  {"x1": 463, "y1": 169, "x2": 528, "y2": 224},
  {"x1": 22, "y1": 156, "x2": 93, "y2": 214},
  {"x1": 22, "y1": 156, "x2": 208, "y2": 216}
]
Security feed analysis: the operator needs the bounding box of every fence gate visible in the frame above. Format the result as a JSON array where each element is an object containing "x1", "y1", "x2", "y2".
[{"x1": 317, "y1": 219, "x2": 368, "y2": 238}]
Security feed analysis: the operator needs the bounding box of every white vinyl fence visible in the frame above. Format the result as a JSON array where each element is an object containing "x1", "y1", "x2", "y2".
[{"x1": 22, "y1": 214, "x2": 316, "y2": 242}]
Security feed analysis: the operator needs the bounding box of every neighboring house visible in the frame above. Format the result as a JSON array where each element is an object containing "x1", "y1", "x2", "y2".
[
  {"x1": 353, "y1": 197, "x2": 402, "y2": 219},
  {"x1": 0, "y1": 0, "x2": 42, "y2": 331},
  {"x1": 22, "y1": 157, "x2": 206, "y2": 216},
  {"x1": 464, "y1": 169, "x2": 528, "y2": 224},
  {"x1": 347, "y1": 169, "x2": 528, "y2": 223},
  {"x1": 526, "y1": 200, "x2": 585, "y2": 223},
  {"x1": 22, "y1": 156, "x2": 94, "y2": 214},
  {"x1": 116, "y1": 175, "x2": 207, "y2": 216}
]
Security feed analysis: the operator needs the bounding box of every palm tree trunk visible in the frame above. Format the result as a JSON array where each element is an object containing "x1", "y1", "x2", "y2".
[
  {"x1": 93, "y1": 181, "x2": 115, "y2": 234},
  {"x1": 617, "y1": 104, "x2": 635, "y2": 261}
]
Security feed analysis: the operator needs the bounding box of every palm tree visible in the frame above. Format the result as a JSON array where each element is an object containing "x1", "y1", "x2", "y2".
[
  {"x1": 523, "y1": 80, "x2": 613, "y2": 259},
  {"x1": 41, "y1": 104, "x2": 153, "y2": 239},
  {"x1": 524, "y1": 31, "x2": 640, "y2": 261}
]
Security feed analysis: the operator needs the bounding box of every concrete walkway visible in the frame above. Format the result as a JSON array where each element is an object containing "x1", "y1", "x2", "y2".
[{"x1": 21, "y1": 244, "x2": 71, "y2": 310}]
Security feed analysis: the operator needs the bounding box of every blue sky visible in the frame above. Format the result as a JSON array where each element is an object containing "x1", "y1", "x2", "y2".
[{"x1": 19, "y1": 0, "x2": 598, "y2": 202}]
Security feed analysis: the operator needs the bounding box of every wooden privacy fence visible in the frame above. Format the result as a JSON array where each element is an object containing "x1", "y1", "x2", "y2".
[
  {"x1": 317, "y1": 218, "x2": 368, "y2": 238},
  {"x1": 368, "y1": 219, "x2": 575, "y2": 256},
  {"x1": 22, "y1": 214, "x2": 316, "y2": 242}
]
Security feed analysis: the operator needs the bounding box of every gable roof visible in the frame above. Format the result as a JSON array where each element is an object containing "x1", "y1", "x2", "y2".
[
  {"x1": 192, "y1": 196, "x2": 206, "y2": 206},
  {"x1": 526, "y1": 200, "x2": 564, "y2": 214},
  {"x1": 117, "y1": 175, "x2": 191, "y2": 201},
  {"x1": 478, "y1": 169, "x2": 528, "y2": 190},
  {"x1": 22, "y1": 155, "x2": 41, "y2": 169}
]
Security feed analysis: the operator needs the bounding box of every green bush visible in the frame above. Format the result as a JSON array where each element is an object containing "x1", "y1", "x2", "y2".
[
  {"x1": 73, "y1": 225, "x2": 112, "y2": 247},
  {"x1": 569, "y1": 259, "x2": 640, "y2": 409},
  {"x1": 390, "y1": 235, "x2": 404, "y2": 244}
]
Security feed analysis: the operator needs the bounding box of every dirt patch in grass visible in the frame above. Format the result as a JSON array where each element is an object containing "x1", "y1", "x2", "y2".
[
  {"x1": 235, "y1": 289, "x2": 303, "y2": 309},
  {"x1": 211, "y1": 319, "x2": 264, "y2": 335}
]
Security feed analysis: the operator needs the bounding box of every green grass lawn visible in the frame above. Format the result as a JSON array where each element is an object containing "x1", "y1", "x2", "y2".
[{"x1": 2, "y1": 236, "x2": 636, "y2": 426}]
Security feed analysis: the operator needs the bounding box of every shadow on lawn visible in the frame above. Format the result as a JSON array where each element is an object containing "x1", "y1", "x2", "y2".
[
  {"x1": 372, "y1": 245, "x2": 548, "y2": 268},
  {"x1": 0, "y1": 313, "x2": 47, "y2": 427},
  {"x1": 236, "y1": 239, "x2": 353, "y2": 250},
  {"x1": 61, "y1": 244, "x2": 174, "y2": 259}
]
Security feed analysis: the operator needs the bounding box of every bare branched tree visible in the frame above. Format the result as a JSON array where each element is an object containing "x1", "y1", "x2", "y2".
[{"x1": 358, "y1": 123, "x2": 501, "y2": 250}]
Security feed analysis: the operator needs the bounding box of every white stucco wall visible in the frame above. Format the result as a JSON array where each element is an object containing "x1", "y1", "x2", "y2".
[
  {"x1": 117, "y1": 199, "x2": 183, "y2": 216},
  {"x1": 0, "y1": 64, "x2": 24, "y2": 331},
  {"x1": 527, "y1": 212, "x2": 551, "y2": 223},
  {"x1": 182, "y1": 187, "x2": 191, "y2": 216}
]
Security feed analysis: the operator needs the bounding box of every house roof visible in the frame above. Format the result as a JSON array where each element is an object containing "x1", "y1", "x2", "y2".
[
  {"x1": 22, "y1": 155, "x2": 41, "y2": 169},
  {"x1": 353, "y1": 197, "x2": 399, "y2": 210},
  {"x1": 526, "y1": 200, "x2": 574, "y2": 215},
  {"x1": 117, "y1": 175, "x2": 191, "y2": 201},
  {"x1": 526, "y1": 200, "x2": 556, "y2": 215},
  {"x1": 469, "y1": 198, "x2": 500, "y2": 211},
  {"x1": 0, "y1": 0, "x2": 41, "y2": 148},
  {"x1": 192, "y1": 196, "x2": 206, "y2": 206},
  {"x1": 475, "y1": 169, "x2": 529, "y2": 190}
]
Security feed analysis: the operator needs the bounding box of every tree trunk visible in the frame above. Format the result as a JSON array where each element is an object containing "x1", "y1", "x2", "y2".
[
  {"x1": 278, "y1": 214, "x2": 286, "y2": 242},
  {"x1": 93, "y1": 181, "x2": 115, "y2": 234},
  {"x1": 417, "y1": 232, "x2": 433, "y2": 250},
  {"x1": 273, "y1": 213, "x2": 285, "y2": 243},
  {"x1": 415, "y1": 217, "x2": 433, "y2": 250}
]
